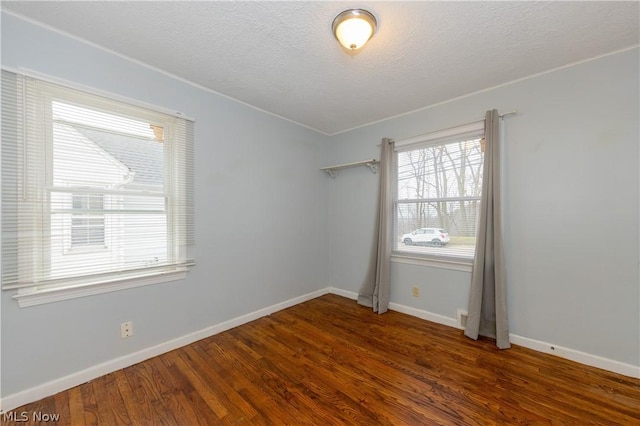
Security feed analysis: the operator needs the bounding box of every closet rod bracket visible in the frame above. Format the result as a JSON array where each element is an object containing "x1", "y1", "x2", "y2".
[{"x1": 321, "y1": 159, "x2": 379, "y2": 178}]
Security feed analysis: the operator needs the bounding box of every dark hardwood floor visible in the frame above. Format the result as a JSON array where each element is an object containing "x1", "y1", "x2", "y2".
[{"x1": 3, "y1": 294, "x2": 639, "y2": 425}]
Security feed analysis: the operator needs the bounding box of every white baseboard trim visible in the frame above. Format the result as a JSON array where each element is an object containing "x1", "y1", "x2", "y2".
[
  {"x1": 327, "y1": 287, "x2": 357, "y2": 300},
  {"x1": 508, "y1": 334, "x2": 640, "y2": 379},
  {"x1": 3, "y1": 287, "x2": 638, "y2": 411},
  {"x1": 326, "y1": 287, "x2": 458, "y2": 329},
  {"x1": 327, "y1": 289, "x2": 639, "y2": 379},
  {"x1": 388, "y1": 302, "x2": 459, "y2": 329},
  {"x1": 0, "y1": 288, "x2": 330, "y2": 412}
]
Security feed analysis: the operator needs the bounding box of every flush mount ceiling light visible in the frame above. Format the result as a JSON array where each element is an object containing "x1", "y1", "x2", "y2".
[{"x1": 332, "y1": 9, "x2": 377, "y2": 51}]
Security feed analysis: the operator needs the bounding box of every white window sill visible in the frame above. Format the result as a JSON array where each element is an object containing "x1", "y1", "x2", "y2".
[
  {"x1": 12, "y1": 269, "x2": 189, "y2": 308},
  {"x1": 391, "y1": 253, "x2": 473, "y2": 272}
]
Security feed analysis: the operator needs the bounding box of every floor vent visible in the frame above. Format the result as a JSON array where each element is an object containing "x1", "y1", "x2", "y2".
[{"x1": 457, "y1": 309, "x2": 468, "y2": 329}]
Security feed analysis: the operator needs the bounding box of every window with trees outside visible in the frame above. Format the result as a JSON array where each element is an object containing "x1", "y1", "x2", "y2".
[
  {"x1": 394, "y1": 123, "x2": 484, "y2": 262},
  {"x1": 1, "y1": 70, "x2": 194, "y2": 306}
]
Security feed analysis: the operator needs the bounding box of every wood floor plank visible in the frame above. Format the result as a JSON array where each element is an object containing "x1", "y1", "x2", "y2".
[
  {"x1": 53, "y1": 389, "x2": 71, "y2": 425},
  {"x1": 113, "y1": 370, "x2": 144, "y2": 426},
  {"x1": 182, "y1": 344, "x2": 264, "y2": 423},
  {"x1": 171, "y1": 348, "x2": 229, "y2": 420},
  {"x1": 165, "y1": 347, "x2": 259, "y2": 423},
  {"x1": 137, "y1": 362, "x2": 180, "y2": 426},
  {"x1": 224, "y1": 325, "x2": 377, "y2": 422},
  {"x1": 235, "y1": 318, "x2": 428, "y2": 424},
  {"x1": 91, "y1": 376, "x2": 118, "y2": 425},
  {"x1": 191, "y1": 341, "x2": 305, "y2": 425},
  {"x1": 67, "y1": 386, "x2": 85, "y2": 426},
  {"x1": 159, "y1": 351, "x2": 225, "y2": 425},
  {"x1": 145, "y1": 355, "x2": 210, "y2": 426},
  {"x1": 124, "y1": 361, "x2": 176, "y2": 425},
  {"x1": 6, "y1": 294, "x2": 640, "y2": 425},
  {"x1": 272, "y1": 309, "x2": 493, "y2": 420},
  {"x1": 102, "y1": 373, "x2": 132, "y2": 426},
  {"x1": 120, "y1": 365, "x2": 156, "y2": 425},
  {"x1": 80, "y1": 381, "x2": 99, "y2": 426},
  {"x1": 262, "y1": 312, "x2": 487, "y2": 425},
  {"x1": 146, "y1": 354, "x2": 207, "y2": 425}
]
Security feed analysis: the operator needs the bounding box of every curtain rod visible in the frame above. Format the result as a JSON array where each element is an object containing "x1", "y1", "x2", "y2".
[{"x1": 380, "y1": 110, "x2": 518, "y2": 146}]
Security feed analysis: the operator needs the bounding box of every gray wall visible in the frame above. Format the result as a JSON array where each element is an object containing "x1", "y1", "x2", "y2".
[
  {"x1": 1, "y1": 13, "x2": 330, "y2": 396},
  {"x1": 329, "y1": 48, "x2": 639, "y2": 366}
]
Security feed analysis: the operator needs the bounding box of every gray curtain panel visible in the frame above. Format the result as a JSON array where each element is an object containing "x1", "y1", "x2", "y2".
[
  {"x1": 464, "y1": 109, "x2": 510, "y2": 349},
  {"x1": 358, "y1": 138, "x2": 393, "y2": 314}
]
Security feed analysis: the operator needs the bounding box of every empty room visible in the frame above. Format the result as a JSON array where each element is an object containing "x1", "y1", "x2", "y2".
[{"x1": 1, "y1": 1, "x2": 639, "y2": 424}]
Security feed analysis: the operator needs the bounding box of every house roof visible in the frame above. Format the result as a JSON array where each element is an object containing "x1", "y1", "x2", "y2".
[{"x1": 77, "y1": 127, "x2": 163, "y2": 188}]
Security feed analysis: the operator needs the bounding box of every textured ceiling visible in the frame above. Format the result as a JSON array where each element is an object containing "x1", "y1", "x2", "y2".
[{"x1": 3, "y1": 1, "x2": 639, "y2": 135}]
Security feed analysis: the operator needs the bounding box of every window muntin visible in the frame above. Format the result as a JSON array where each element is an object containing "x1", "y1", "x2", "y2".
[
  {"x1": 394, "y1": 136, "x2": 484, "y2": 261},
  {"x1": 70, "y1": 194, "x2": 105, "y2": 248}
]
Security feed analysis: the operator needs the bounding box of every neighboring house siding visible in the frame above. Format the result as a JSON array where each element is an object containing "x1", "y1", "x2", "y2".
[{"x1": 50, "y1": 123, "x2": 166, "y2": 279}]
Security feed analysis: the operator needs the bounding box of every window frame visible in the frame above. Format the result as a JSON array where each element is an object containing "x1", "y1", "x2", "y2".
[
  {"x1": 1, "y1": 69, "x2": 195, "y2": 307},
  {"x1": 391, "y1": 121, "x2": 485, "y2": 270}
]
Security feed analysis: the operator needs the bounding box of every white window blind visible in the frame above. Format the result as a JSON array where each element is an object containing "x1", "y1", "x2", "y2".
[
  {"x1": 393, "y1": 122, "x2": 484, "y2": 261},
  {"x1": 1, "y1": 70, "x2": 195, "y2": 293}
]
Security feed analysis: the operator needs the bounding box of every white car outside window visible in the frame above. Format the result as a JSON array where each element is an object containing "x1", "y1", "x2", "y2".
[{"x1": 401, "y1": 228, "x2": 451, "y2": 246}]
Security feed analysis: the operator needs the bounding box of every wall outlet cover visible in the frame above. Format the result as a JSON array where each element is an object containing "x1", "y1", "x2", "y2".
[{"x1": 120, "y1": 321, "x2": 133, "y2": 338}]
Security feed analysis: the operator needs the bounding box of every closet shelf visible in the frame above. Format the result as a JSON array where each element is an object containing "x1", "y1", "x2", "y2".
[{"x1": 320, "y1": 159, "x2": 379, "y2": 178}]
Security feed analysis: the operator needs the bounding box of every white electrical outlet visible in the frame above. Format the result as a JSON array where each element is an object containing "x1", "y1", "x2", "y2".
[
  {"x1": 412, "y1": 286, "x2": 420, "y2": 297},
  {"x1": 120, "y1": 321, "x2": 133, "y2": 338}
]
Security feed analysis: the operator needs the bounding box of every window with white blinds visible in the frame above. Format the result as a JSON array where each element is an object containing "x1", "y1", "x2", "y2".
[
  {"x1": 393, "y1": 122, "x2": 484, "y2": 262},
  {"x1": 1, "y1": 70, "x2": 195, "y2": 297}
]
